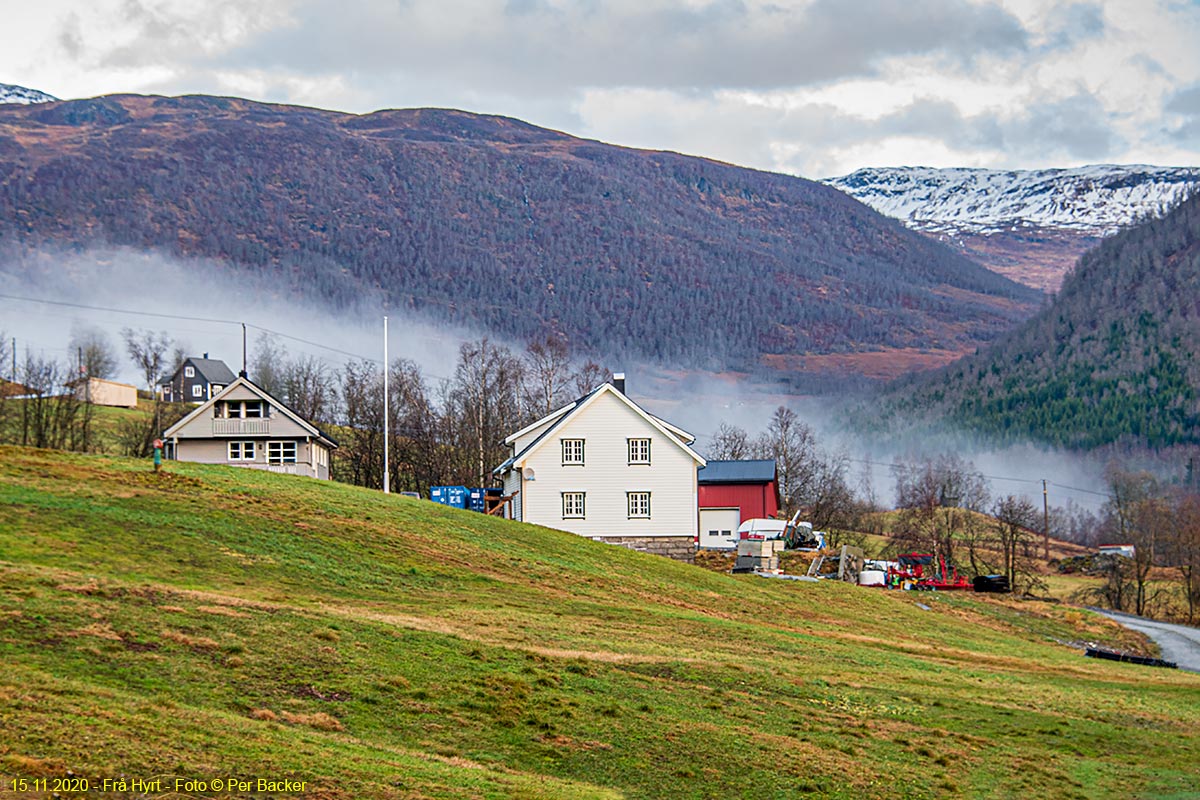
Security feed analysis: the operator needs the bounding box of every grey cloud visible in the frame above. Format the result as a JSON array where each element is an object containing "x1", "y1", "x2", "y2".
[
  {"x1": 1042, "y1": 2, "x2": 1106, "y2": 50},
  {"x1": 99, "y1": 0, "x2": 1028, "y2": 94},
  {"x1": 1167, "y1": 85, "x2": 1200, "y2": 115}
]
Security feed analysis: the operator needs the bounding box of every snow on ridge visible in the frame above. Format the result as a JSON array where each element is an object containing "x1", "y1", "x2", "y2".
[
  {"x1": 0, "y1": 83, "x2": 58, "y2": 106},
  {"x1": 824, "y1": 165, "x2": 1200, "y2": 236}
]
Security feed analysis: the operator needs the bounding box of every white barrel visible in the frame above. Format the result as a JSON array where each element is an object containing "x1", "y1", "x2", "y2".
[{"x1": 858, "y1": 570, "x2": 886, "y2": 586}]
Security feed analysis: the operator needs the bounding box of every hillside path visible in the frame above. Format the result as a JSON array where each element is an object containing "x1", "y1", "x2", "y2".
[{"x1": 1091, "y1": 609, "x2": 1200, "y2": 673}]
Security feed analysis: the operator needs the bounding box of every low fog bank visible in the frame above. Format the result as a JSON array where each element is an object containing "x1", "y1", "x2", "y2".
[
  {"x1": 0, "y1": 244, "x2": 1130, "y2": 513},
  {"x1": 0, "y1": 246, "x2": 472, "y2": 388}
]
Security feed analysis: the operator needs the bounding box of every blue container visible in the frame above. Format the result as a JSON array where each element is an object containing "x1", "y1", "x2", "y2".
[
  {"x1": 430, "y1": 485, "x2": 469, "y2": 508},
  {"x1": 467, "y1": 489, "x2": 487, "y2": 513}
]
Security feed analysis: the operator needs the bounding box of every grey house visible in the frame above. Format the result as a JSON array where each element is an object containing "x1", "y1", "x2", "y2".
[
  {"x1": 162, "y1": 376, "x2": 338, "y2": 480},
  {"x1": 160, "y1": 355, "x2": 236, "y2": 404}
]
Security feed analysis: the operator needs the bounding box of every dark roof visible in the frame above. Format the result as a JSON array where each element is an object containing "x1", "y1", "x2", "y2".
[
  {"x1": 188, "y1": 358, "x2": 237, "y2": 383},
  {"x1": 161, "y1": 357, "x2": 236, "y2": 385},
  {"x1": 697, "y1": 459, "x2": 776, "y2": 484}
]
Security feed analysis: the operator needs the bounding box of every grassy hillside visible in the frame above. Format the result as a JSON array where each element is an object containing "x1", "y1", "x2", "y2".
[{"x1": 1, "y1": 446, "x2": 1198, "y2": 798}]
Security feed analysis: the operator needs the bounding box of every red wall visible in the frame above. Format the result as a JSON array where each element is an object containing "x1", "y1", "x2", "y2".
[{"x1": 698, "y1": 482, "x2": 779, "y2": 520}]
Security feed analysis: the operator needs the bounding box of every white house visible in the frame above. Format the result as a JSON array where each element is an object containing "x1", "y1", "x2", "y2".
[
  {"x1": 493, "y1": 374, "x2": 705, "y2": 561},
  {"x1": 162, "y1": 375, "x2": 337, "y2": 480}
]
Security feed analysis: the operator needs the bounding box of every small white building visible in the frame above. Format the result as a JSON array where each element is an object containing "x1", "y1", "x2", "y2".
[
  {"x1": 162, "y1": 375, "x2": 337, "y2": 480},
  {"x1": 493, "y1": 374, "x2": 705, "y2": 561},
  {"x1": 69, "y1": 377, "x2": 139, "y2": 409}
]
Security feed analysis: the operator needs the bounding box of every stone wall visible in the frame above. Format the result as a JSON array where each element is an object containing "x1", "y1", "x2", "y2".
[{"x1": 600, "y1": 535, "x2": 696, "y2": 563}]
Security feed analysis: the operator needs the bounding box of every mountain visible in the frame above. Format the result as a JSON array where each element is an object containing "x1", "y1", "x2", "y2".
[
  {"x1": 0, "y1": 83, "x2": 57, "y2": 105},
  {"x1": 876, "y1": 191, "x2": 1200, "y2": 452},
  {"x1": 826, "y1": 165, "x2": 1200, "y2": 292},
  {"x1": 0, "y1": 94, "x2": 1039, "y2": 383}
]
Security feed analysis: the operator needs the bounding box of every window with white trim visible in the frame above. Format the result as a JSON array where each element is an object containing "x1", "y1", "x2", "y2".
[
  {"x1": 191, "y1": 384, "x2": 202, "y2": 398},
  {"x1": 228, "y1": 441, "x2": 256, "y2": 461},
  {"x1": 627, "y1": 492, "x2": 651, "y2": 519},
  {"x1": 562, "y1": 492, "x2": 586, "y2": 519},
  {"x1": 561, "y1": 438, "x2": 585, "y2": 465},
  {"x1": 244, "y1": 400, "x2": 265, "y2": 418},
  {"x1": 267, "y1": 441, "x2": 297, "y2": 464},
  {"x1": 628, "y1": 438, "x2": 651, "y2": 464},
  {"x1": 184, "y1": 366, "x2": 195, "y2": 378}
]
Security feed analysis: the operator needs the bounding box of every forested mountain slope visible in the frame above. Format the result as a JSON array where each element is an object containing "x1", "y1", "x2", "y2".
[
  {"x1": 877, "y1": 192, "x2": 1200, "y2": 450},
  {"x1": 0, "y1": 94, "x2": 1038, "y2": 378}
]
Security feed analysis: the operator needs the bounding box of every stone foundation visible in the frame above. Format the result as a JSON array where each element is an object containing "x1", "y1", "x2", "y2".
[{"x1": 598, "y1": 535, "x2": 696, "y2": 563}]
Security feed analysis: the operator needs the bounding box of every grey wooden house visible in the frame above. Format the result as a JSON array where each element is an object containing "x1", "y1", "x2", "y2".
[{"x1": 162, "y1": 375, "x2": 337, "y2": 480}]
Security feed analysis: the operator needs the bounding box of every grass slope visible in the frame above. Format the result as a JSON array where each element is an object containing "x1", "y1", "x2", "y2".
[{"x1": 1, "y1": 446, "x2": 1197, "y2": 799}]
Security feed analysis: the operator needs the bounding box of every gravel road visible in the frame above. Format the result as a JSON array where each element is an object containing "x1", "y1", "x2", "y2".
[{"x1": 1090, "y1": 608, "x2": 1200, "y2": 673}]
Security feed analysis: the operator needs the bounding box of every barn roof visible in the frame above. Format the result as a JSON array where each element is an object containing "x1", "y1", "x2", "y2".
[{"x1": 697, "y1": 459, "x2": 776, "y2": 484}]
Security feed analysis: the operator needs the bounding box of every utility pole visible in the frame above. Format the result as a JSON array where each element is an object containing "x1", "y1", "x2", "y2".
[
  {"x1": 241, "y1": 323, "x2": 247, "y2": 377},
  {"x1": 1042, "y1": 479, "x2": 1050, "y2": 561},
  {"x1": 383, "y1": 316, "x2": 390, "y2": 495}
]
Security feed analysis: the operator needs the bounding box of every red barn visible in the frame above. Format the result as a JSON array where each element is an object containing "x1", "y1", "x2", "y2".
[{"x1": 697, "y1": 460, "x2": 779, "y2": 549}]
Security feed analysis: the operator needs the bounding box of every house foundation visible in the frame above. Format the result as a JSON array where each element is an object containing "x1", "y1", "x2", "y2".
[{"x1": 599, "y1": 535, "x2": 696, "y2": 563}]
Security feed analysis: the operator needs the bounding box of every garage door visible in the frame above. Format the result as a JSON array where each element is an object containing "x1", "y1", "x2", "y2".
[{"x1": 699, "y1": 508, "x2": 741, "y2": 550}]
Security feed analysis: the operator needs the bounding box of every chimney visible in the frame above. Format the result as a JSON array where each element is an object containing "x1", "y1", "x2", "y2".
[
  {"x1": 203, "y1": 352, "x2": 209, "y2": 359},
  {"x1": 611, "y1": 372, "x2": 626, "y2": 395}
]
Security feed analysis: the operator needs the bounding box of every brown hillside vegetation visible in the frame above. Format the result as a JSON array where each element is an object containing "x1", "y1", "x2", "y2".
[{"x1": 0, "y1": 94, "x2": 1039, "y2": 382}]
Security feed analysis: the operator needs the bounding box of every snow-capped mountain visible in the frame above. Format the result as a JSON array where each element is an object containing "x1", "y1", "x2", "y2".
[
  {"x1": 0, "y1": 83, "x2": 58, "y2": 105},
  {"x1": 825, "y1": 165, "x2": 1200, "y2": 237}
]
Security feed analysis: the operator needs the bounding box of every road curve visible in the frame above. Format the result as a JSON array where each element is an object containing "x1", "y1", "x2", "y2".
[{"x1": 1090, "y1": 608, "x2": 1200, "y2": 673}]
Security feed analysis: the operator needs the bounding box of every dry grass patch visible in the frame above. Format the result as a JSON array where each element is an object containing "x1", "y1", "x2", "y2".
[
  {"x1": 280, "y1": 711, "x2": 345, "y2": 732},
  {"x1": 160, "y1": 629, "x2": 219, "y2": 649},
  {"x1": 196, "y1": 604, "x2": 251, "y2": 618}
]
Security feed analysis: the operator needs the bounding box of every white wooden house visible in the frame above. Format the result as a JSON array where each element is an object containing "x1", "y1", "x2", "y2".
[
  {"x1": 493, "y1": 374, "x2": 705, "y2": 560},
  {"x1": 162, "y1": 375, "x2": 337, "y2": 479}
]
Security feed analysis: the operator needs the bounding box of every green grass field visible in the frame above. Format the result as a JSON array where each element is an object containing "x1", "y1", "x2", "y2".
[{"x1": 1, "y1": 446, "x2": 1198, "y2": 798}]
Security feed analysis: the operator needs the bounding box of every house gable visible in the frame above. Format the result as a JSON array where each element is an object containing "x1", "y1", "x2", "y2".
[
  {"x1": 508, "y1": 383, "x2": 704, "y2": 471},
  {"x1": 163, "y1": 376, "x2": 336, "y2": 448}
]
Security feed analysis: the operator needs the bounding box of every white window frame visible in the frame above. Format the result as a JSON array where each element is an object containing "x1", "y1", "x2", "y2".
[
  {"x1": 244, "y1": 400, "x2": 265, "y2": 418},
  {"x1": 228, "y1": 441, "x2": 256, "y2": 461},
  {"x1": 267, "y1": 441, "x2": 297, "y2": 465},
  {"x1": 184, "y1": 366, "x2": 195, "y2": 378},
  {"x1": 627, "y1": 491, "x2": 651, "y2": 519},
  {"x1": 562, "y1": 492, "x2": 586, "y2": 519},
  {"x1": 628, "y1": 438, "x2": 651, "y2": 465},
  {"x1": 561, "y1": 438, "x2": 585, "y2": 466},
  {"x1": 191, "y1": 384, "x2": 203, "y2": 398}
]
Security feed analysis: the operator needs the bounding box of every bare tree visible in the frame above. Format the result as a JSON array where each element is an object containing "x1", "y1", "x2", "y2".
[
  {"x1": 69, "y1": 324, "x2": 119, "y2": 380},
  {"x1": 1172, "y1": 492, "x2": 1200, "y2": 623},
  {"x1": 338, "y1": 360, "x2": 385, "y2": 488},
  {"x1": 281, "y1": 355, "x2": 335, "y2": 423},
  {"x1": 1107, "y1": 467, "x2": 1166, "y2": 617},
  {"x1": 753, "y1": 407, "x2": 818, "y2": 514},
  {"x1": 572, "y1": 361, "x2": 611, "y2": 395},
  {"x1": 448, "y1": 338, "x2": 526, "y2": 486},
  {"x1": 18, "y1": 354, "x2": 93, "y2": 452},
  {"x1": 993, "y1": 495, "x2": 1042, "y2": 594},
  {"x1": 251, "y1": 333, "x2": 288, "y2": 396},
  {"x1": 706, "y1": 422, "x2": 752, "y2": 460},
  {"x1": 523, "y1": 335, "x2": 574, "y2": 416},
  {"x1": 122, "y1": 328, "x2": 174, "y2": 393}
]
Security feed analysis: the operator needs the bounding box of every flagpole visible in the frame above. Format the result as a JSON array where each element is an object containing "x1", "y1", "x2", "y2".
[{"x1": 383, "y1": 315, "x2": 390, "y2": 494}]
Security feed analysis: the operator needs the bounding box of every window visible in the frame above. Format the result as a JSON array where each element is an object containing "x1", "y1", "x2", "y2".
[
  {"x1": 627, "y1": 492, "x2": 651, "y2": 518},
  {"x1": 191, "y1": 384, "x2": 203, "y2": 398},
  {"x1": 184, "y1": 366, "x2": 195, "y2": 378},
  {"x1": 561, "y1": 438, "x2": 585, "y2": 465},
  {"x1": 628, "y1": 438, "x2": 651, "y2": 464},
  {"x1": 562, "y1": 492, "x2": 586, "y2": 519},
  {"x1": 244, "y1": 401, "x2": 265, "y2": 418},
  {"x1": 228, "y1": 441, "x2": 256, "y2": 461},
  {"x1": 267, "y1": 441, "x2": 297, "y2": 464}
]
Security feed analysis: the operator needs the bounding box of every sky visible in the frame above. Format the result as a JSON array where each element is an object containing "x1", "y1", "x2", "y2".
[{"x1": 1, "y1": 0, "x2": 1198, "y2": 178}]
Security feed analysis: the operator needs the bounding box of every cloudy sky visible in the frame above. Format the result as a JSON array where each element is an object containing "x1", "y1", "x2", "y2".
[{"x1": 2, "y1": 0, "x2": 1199, "y2": 177}]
